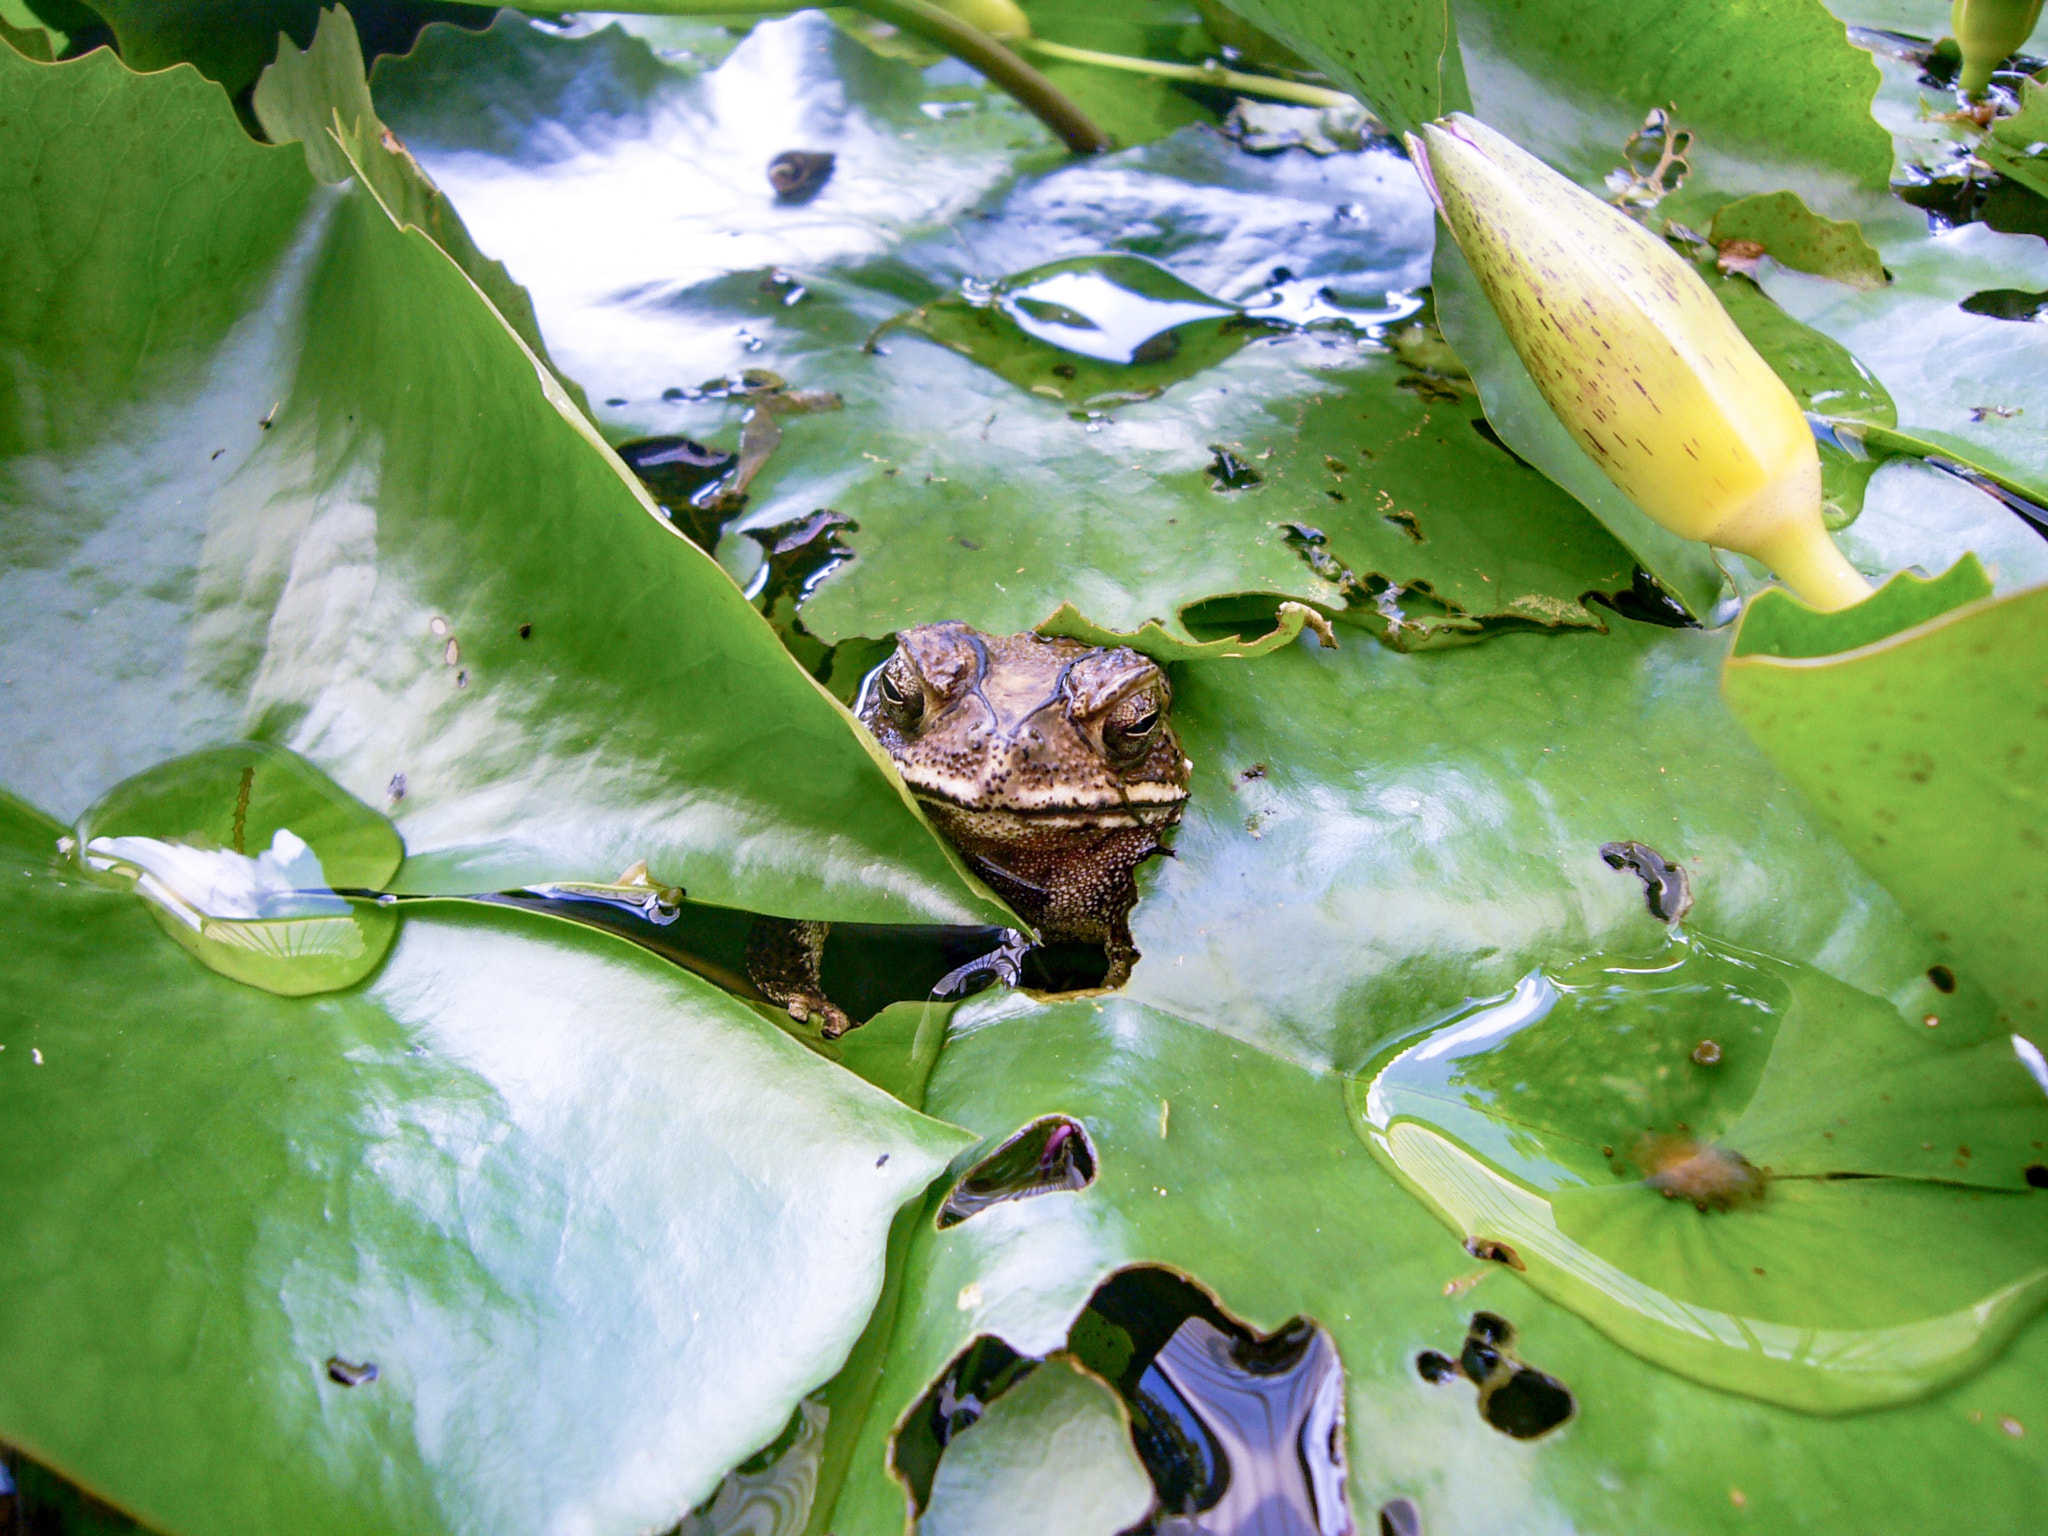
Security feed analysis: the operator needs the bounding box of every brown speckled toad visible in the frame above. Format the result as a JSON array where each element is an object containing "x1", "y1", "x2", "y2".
[{"x1": 746, "y1": 623, "x2": 1191, "y2": 1034}]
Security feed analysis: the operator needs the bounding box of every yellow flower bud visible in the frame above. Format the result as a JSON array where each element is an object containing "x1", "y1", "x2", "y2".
[
  {"x1": 1954, "y1": 0, "x2": 2044, "y2": 98},
  {"x1": 932, "y1": 0, "x2": 1031, "y2": 43},
  {"x1": 1411, "y1": 114, "x2": 1870, "y2": 612}
]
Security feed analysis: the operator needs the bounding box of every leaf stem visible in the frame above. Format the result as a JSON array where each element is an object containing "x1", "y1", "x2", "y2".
[
  {"x1": 1022, "y1": 38, "x2": 1358, "y2": 110},
  {"x1": 453, "y1": 0, "x2": 1111, "y2": 154}
]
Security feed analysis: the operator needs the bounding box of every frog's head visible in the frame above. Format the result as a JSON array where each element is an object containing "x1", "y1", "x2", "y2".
[{"x1": 857, "y1": 622, "x2": 1189, "y2": 816}]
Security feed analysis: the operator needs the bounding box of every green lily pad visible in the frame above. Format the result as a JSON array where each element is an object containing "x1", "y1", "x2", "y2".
[
  {"x1": 1350, "y1": 928, "x2": 2048, "y2": 1410},
  {"x1": 74, "y1": 742, "x2": 404, "y2": 996},
  {"x1": 376, "y1": 17, "x2": 1645, "y2": 648},
  {"x1": 71, "y1": 0, "x2": 491, "y2": 97},
  {"x1": 0, "y1": 39, "x2": 1004, "y2": 925},
  {"x1": 917, "y1": 1354, "x2": 1153, "y2": 1536},
  {"x1": 0, "y1": 787, "x2": 976, "y2": 1536},
  {"x1": 1710, "y1": 189, "x2": 1889, "y2": 287},
  {"x1": 1759, "y1": 219, "x2": 2048, "y2": 503},
  {"x1": 813, "y1": 992, "x2": 2048, "y2": 1536},
  {"x1": 251, "y1": 5, "x2": 588, "y2": 413},
  {"x1": 1723, "y1": 579, "x2": 2048, "y2": 1025},
  {"x1": 1730, "y1": 552, "x2": 1991, "y2": 657},
  {"x1": 1126, "y1": 620, "x2": 1966, "y2": 1070},
  {"x1": 881, "y1": 253, "x2": 1255, "y2": 407}
]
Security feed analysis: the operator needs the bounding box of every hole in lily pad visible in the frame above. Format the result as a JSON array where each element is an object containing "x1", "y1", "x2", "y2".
[
  {"x1": 1349, "y1": 931, "x2": 2048, "y2": 1412},
  {"x1": 1959, "y1": 288, "x2": 2048, "y2": 322},
  {"x1": 937, "y1": 1115, "x2": 1097, "y2": 1229},
  {"x1": 1418, "y1": 1314, "x2": 1575, "y2": 1439},
  {"x1": 1379, "y1": 1495, "x2": 1424, "y2": 1536},
  {"x1": 74, "y1": 744, "x2": 404, "y2": 997},
  {"x1": 1069, "y1": 1267, "x2": 1348, "y2": 1533},
  {"x1": 898, "y1": 1267, "x2": 1350, "y2": 1532},
  {"x1": 878, "y1": 254, "x2": 1275, "y2": 407}
]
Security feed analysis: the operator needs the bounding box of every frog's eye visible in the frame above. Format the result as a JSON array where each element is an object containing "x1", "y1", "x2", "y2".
[
  {"x1": 875, "y1": 664, "x2": 924, "y2": 723},
  {"x1": 1103, "y1": 698, "x2": 1163, "y2": 762}
]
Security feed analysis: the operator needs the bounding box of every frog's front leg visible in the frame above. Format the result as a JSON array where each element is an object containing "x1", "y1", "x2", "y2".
[{"x1": 745, "y1": 917, "x2": 853, "y2": 1037}]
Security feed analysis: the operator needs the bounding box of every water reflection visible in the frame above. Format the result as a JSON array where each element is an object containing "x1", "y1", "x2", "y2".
[
  {"x1": 900, "y1": 1267, "x2": 1352, "y2": 1533},
  {"x1": 73, "y1": 744, "x2": 403, "y2": 996},
  {"x1": 882, "y1": 255, "x2": 1275, "y2": 407},
  {"x1": 937, "y1": 1115, "x2": 1097, "y2": 1229},
  {"x1": 1349, "y1": 933, "x2": 2048, "y2": 1411}
]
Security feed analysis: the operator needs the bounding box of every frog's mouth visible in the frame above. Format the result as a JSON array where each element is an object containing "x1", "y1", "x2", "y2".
[{"x1": 904, "y1": 782, "x2": 1188, "y2": 821}]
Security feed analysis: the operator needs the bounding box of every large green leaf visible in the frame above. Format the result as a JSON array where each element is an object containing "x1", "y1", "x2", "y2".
[
  {"x1": 0, "y1": 787, "x2": 975, "y2": 1536},
  {"x1": 1761, "y1": 222, "x2": 2048, "y2": 504},
  {"x1": 1723, "y1": 581, "x2": 2048, "y2": 1024},
  {"x1": 73, "y1": 0, "x2": 494, "y2": 98},
  {"x1": 0, "y1": 39, "x2": 1005, "y2": 924},
  {"x1": 1125, "y1": 620, "x2": 1974, "y2": 1070},
  {"x1": 1235, "y1": 0, "x2": 1892, "y2": 218},
  {"x1": 376, "y1": 14, "x2": 1647, "y2": 649},
  {"x1": 815, "y1": 992, "x2": 2048, "y2": 1536}
]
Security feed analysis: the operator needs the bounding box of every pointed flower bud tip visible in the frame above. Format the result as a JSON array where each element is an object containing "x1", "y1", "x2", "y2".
[{"x1": 1414, "y1": 113, "x2": 1870, "y2": 612}]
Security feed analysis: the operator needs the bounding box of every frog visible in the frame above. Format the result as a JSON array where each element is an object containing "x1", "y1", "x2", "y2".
[{"x1": 745, "y1": 622, "x2": 1191, "y2": 1035}]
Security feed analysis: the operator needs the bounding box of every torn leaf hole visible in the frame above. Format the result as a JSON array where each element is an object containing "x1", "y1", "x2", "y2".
[
  {"x1": 1419, "y1": 1314, "x2": 1574, "y2": 1439},
  {"x1": 936, "y1": 1115, "x2": 1096, "y2": 1228},
  {"x1": 1380, "y1": 1495, "x2": 1424, "y2": 1536},
  {"x1": 895, "y1": 1265, "x2": 1350, "y2": 1531},
  {"x1": 1600, "y1": 840, "x2": 1693, "y2": 923}
]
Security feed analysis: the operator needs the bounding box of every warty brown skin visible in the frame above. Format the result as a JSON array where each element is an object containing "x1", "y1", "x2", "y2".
[{"x1": 859, "y1": 622, "x2": 1190, "y2": 983}]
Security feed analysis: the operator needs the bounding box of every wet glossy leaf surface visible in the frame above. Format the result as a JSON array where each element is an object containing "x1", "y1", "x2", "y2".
[
  {"x1": 916, "y1": 1355, "x2": 1153, "y2": 1536},
  {"x1": 75, "y1": 743, "x2": 404, "y2": 995},
  {"x1": 1352, "y1": 930, "x2": 2048, "y2": 1410},
  {"x1": 1723, "y1": 581, "x2": 2048, "y2": 1023},
  {"x1": 0, "y1": 788, "x2": 975, "y2": 1536},
  {"x1": 377, "y1": 14, "x2": 1645, "y2": 648},
  {"x1": 1126, "y1": 620, "x2": 1954, "y2": 1071},
  {"x1": 0, "y1": 41, "x2": 1001, "y2": 924},
  {"x1": 816, "y1": 992, "x2": 2048, "y2": 1536}
]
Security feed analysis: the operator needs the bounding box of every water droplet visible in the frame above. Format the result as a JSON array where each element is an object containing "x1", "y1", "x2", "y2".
[
  {"x1": 75, "y1": 745, "x2": 403, "y2": 997},
  {"x1": 1349, "y1": 932, "x2": 2048, "y2": 1411},
  {"x1": 937, "y1": 1115, "x2": 1096, "y2": 1228},
  {"x1": 882, "y1": 255, "x2": 1277, "y2": 407}
]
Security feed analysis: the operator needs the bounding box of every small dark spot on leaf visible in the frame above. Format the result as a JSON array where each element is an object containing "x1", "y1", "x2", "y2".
[
  {"x1": 1600, "y1": 840, "x2": 1693, "y2": 922},
  {"x1": 1464, "y1": 1236, "x2": 1525, "y2": 1270},
  {"x1": 386, "y1": 773, "x2": 407, "y2": 802},
  {"x1": 1380, "y1": 1497, "x2": 1423, "y2": 1536},
  {"x1": 1480, "y1": 1364, "x2": 1575, "y2": 1439},
  {"x1": 876, "y1": 1153, "x2": 890, "y2": 1167},
  {"x1": 1240, "y1": 763, "x2": 1267, "y2": 782},
  {"x1": 1383, "y1": 508, "x2": 1424, "y2": 541},
  {"x1": 2026, "y1": 1164, "x2": 2048, "y2": 1188},
  {"x1": 1928, "y1": 964, "x2": 1957, "y2": 993},
  {"x1": 518, "y1": 623, "x2": 532, "y2": 639},
  {"x1": 1051, "y1": 362, "x2": 1078, "y2": 379},
  {"x1": 1415, "y1": 1350, "x2": 1458, "y2": 1383},
  {"x1": 1206, "y1": 445, "x2": 1262, "y2": 490},
  {"x1": 605, "y1": 397, "x2": 627, "y2": 407},
  {"x1": 210, "y1": 448, "x2": 225, "y2": 460},
  {"x1": 1327, "y1": 489, "x2": 1347, "y2": 502},
  {"x1": 768, "y1": 149, "x2": 835, "y2": 201},
  {"x1": 326, "y1": 1357, "x2": 377, "y2": 1387},
  {"x1": 1960, "y1": 287, "x2": 2048, "y2": 322},
  {"x1": 1467, "y1": 1312, "x2": 1512, "y2": 1346},
  {"x1": 1692, "y1": 1040, "x2": 1721, "y2": 1066}
]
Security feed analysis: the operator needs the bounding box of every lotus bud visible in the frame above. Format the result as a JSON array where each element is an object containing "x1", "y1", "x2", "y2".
[
  {"x1": 934, "y1": 0, "x2": 1031, "y2": 42},
  {"x1": 1410, "y1": 114, "x2": 1871, "y2": 612},
  {"x1": 1953, "y1": 0, "x2": 2044, "y2": 98}
]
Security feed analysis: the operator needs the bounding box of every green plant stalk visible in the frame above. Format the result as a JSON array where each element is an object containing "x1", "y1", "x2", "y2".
[
  {"x1": 1023, "y1": 38, "x2": 1357, "y2": 110},
  {"x1": 1954, "y1": 0, "x2": 2045, "y2": 95},
  {"x1": 448, "y1": 0, "x2": 1111, "y2": 153}
]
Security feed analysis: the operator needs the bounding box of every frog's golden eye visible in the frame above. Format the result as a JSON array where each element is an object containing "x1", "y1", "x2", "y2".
[
  {"x1": 875, "y1": 661, "x2": 924, "y2": 724},
  {"x1": 1102, "y1": 694, "x2": 1163, "y2": 763}
]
